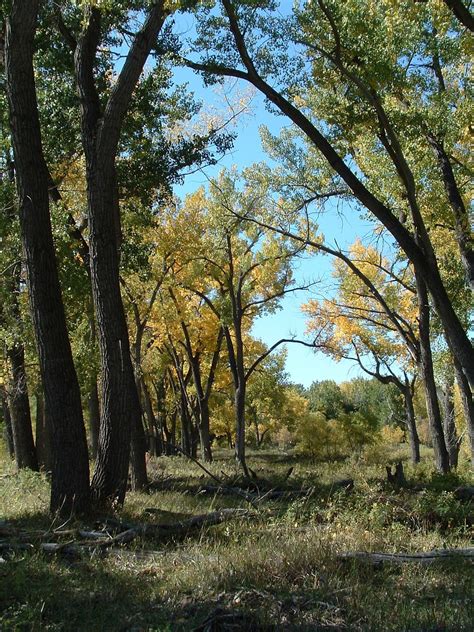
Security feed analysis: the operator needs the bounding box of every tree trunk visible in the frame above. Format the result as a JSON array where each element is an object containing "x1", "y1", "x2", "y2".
[
  {"x1": 165, "y1": 412, "x2": 177, "y2": 455},
  {"x1": 403, "y1": 384, "x2": 420, "y2": 464},
  {"x1": 180, "y1": 396, "x2": 192, "y2": 456},
  {"x1": 35, "y1": 390, "x2": 51, "y2": 472},
  {"x1": 7, "y1": 345, "x2": 38, "y2": 471},
  {"x1": 88, "y1": 376, "x2": 100, "y2": 460},
  {"x1": 5, "y1": 1, "x2": 90, "y2": 513},
  {"x1": 73, "y1": 3, "x2": 167, "y2": 506},
  {"x1": 442, "y1": 0, "x2": 474, "y2": 32},
  {"x1": 196, "y1": 397, "x2": 212, "y2": 463},
  {"x1": 234, "y1": 383, "x2": 249, "y2": 476},
  {"x1": 440, "y1": 375, "x2": 460, "y2": 469},
  {"x1": 84, "y1": 160, "x2": 142, "y2": 504},
  {"x1": 1, "y1": 387, "x2": 15, "y2": 458},
  {"x1": 429, "y1": 136, "x2": 474, "y2": 290},
  {"x1": 142, "y1": 378, "x2": 162, "y2": 456},
  {"x1": 416, "y1": 277, "x2": 450, "y2": 473},
  {"x1": 130, "y1": 409, "x2": 149, "y2": 491},
  {"x1": 453, "y1": 355, "x2": 474, "y2": 467},
  {"x1": 253, "y1": 414, "x2": 261, "y2": 447}
]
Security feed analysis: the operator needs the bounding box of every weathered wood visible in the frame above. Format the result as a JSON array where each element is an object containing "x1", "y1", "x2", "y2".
[
  {"x1": 1, "y1": 508, "x2": 250, "y2": 559},
  {"x1": 339, "y1": 548, "x2": 474, "y2": 565},
  {"x1": 199, "y1": 478, "x2": 353, "y2": 504},
  {"x1": 386, "y1": 462, "x2": 407, "y2": 487}
]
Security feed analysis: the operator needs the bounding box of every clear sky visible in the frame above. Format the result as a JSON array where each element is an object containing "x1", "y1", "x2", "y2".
[{"x1": 172, "y1": 64, "x2": 373, "y2": 387}]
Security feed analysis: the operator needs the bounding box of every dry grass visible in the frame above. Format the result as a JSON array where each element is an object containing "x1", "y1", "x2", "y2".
[{"x1": 1, "y1": 445, "x2": 473, "y2": 631}]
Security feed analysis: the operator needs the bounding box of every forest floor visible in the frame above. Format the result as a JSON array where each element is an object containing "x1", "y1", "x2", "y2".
[{"x1": 1, "y1": 445, "x2": 473, "y2": 631}]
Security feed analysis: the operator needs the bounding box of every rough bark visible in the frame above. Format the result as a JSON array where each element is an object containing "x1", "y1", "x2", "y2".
[
  {"x1": 234, "y1": 384, "x2": 247, "y2": 468},
  {"x1": 403, "y1": 383, "x2": 421, "y2": 464},
  {"x1": 5, "y1": 0, "x2": 90, "y2": 514},
  {"x1": 224, "y1": 321, "x2": 250, "y2": 477},
  {"x1": 72, "y1": 4, "x2": 167, "y2": 504},
  {"x1": 142, "y1": 378, "x2": 162, "y2": 456},
  {"x1": 416, "y1": 278, "x2": 450, "y2": 473},
  {"x1": 1, "y1": 387, "x2": 15, "y2": 458},
  {"x1": 130, "y1": 408, "x2": 149, "y2": 491},
  {"x1": 440, "y1": 374, "x2": 460, "y2": 468},
  {"x1": 180, "y1": 395, "x2": 193, "y2": 457},
  {"x1": 453, "y1": 355, "x2": 474, "y2": 466},
  {"x1": 88, "y1": 376, "x2": 100, "y2": 460},
  {"x1": 7, "y1": 344, "x2": 38, "y2": 471},
  {"x1": 35, "y1": 390, "x2": 51, "y2": 472}
]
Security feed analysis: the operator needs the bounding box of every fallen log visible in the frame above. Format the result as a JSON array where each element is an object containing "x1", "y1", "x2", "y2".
[
  {"x1": 199, "y1": 478, "x2": 353, "y2": 504},
  {"x1": 339, "y1": 548, "x2": 474, "y2": 565},
  {"x1": 2, "y1": 508, "x2": 251, "y2": 560},
  {"x1": 139, "y1": 507, "x2": 249, "y2": 537}
]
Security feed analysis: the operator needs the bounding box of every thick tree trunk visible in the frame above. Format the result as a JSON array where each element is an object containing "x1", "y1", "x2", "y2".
[
  {"x1": 403, "y1": 384, "x2": 420, "y2": 464},
  {"x1": 74, "y1": 4, "x2": 167, "y2": 504},
  {"x1": 35, "y1": 390, "x2": 51, "y2": 472},
  {"x1": 440, "y1": 378, "x2": 459, "y2": 469},
  {"x1": 1, "y1": 387, "x2": 15, "y2": 458},
  {"x1": 416, "y1": 278, "x2": 450, "y2": 473},
  {"x1": 84, "y1": 163, "x2": 142, "y2": 504},
  {"x1": 7, "y1": 345, "x2": 38, "y2": 471},
  {"x1": 224, "y1": 321, "x2": 249, "y2": 476},
  {"x1": 5, "y1": 1, "x2": 90, "y2": 514},
  {"x1": 453, "y1": 355, "x2": 474, "y2": 466}
]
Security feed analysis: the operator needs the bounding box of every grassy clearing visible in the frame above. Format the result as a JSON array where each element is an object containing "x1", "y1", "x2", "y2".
[{"x1": 1, "y1": 446, "x2": 473, "y2": 631}]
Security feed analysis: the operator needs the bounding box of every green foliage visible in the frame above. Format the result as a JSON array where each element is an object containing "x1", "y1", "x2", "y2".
[{"x1": 306, "y1": 379, "x2": 346, "y2": 416}]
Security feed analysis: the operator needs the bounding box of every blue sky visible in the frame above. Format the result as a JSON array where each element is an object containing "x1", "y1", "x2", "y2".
[{"x1": 171, "y1": 64, "x2": 373, "y2": 387}]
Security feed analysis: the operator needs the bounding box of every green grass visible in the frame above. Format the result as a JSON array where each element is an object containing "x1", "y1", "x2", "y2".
[{"x1": 1, "y1": 446, "x2": 473, "y2": 631}]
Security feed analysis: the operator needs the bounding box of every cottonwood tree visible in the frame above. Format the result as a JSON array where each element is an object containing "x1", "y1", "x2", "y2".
[
  {"x1": 4, "y1": 0, "x2": 90, "y2": 513},
  {"x1": 157, "y1": 175, "x2": 309, "y2": 473},
  {"x1": 303, "y1": 240, "x2": 451, "y2": 469},
  {"x1": 53, "y1": 0, "x2": 230, "y2": 502},
  {"x1": 0, "y1": 136, "x2": 37, "y2": 472},
  {"x1": 181, "y1": 0, "x2": 474, "y2": 388}
]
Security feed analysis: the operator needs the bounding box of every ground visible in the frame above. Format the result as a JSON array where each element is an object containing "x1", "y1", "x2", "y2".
[{"x1": 1, "y1": 446, "x2": 473, "y2": 631}]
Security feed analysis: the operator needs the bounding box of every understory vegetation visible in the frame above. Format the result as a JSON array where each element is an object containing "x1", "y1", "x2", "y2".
[{"x1": 1, "y1": 445, "x2": 473, "y2": 631}]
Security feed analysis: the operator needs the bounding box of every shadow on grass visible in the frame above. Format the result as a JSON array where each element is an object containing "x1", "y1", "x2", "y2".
[{"x1": 1, "y1": 548, "x2": 177, "y2": 632}]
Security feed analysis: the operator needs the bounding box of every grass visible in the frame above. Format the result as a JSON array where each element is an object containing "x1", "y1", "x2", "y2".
[{"x1": 1, "y1": 445, "x2": 473, "y2": 631}]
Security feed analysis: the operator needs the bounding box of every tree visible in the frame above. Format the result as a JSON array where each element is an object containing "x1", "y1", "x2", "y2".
[
  {"x1": 245, "y1": 348, "x2": 288, "y2": 447},
  {"x1": 183, "y1": 0, "x2": 474, "y2": 388},
  {"x1": 158, "y1": 175, "x2": 308, "y2": 473},
  {"x1": 302, "y1": 241, "x2": 450, "y2": 467},
  {"x1": 0, "y1": 142, "x2": 37, "y2": 472},
  {"x1": 54, "y1": 0, "x2": 233, "y2": 502},
  {"x1": 5, "y1": 0, "x2": 90, "y2": 513},
  {"x1": 307, "y1": 380, "x2": 348, "y2": 419}
]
